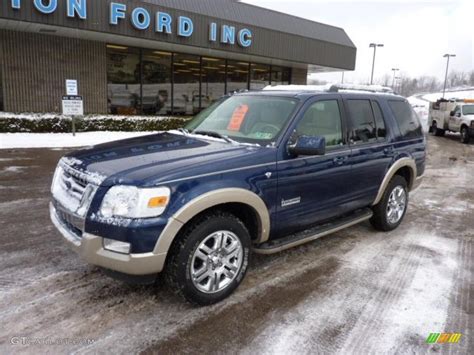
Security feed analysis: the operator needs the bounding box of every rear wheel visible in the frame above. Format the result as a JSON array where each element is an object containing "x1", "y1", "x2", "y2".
[
  {"x1": 460, "y1": 126, "x2": 470, "y2": 144},
  {"x1": 432, "y1": 122, "x2": 445, "y2": 136},
  {"x1": 371, "y1": 175, "x2": 409, "y2": 232},
  {"x1": 165, "y1": 211, "x2": 250, "y2": 306}
]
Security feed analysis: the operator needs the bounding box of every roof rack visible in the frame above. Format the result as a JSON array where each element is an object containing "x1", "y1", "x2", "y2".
[{"x1": 264, "y1": 84, "x2": 395, "y2": 94}]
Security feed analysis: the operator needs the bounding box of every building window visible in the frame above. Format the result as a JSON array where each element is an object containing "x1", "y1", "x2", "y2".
[
  {"x1": 173, "y1": 53, "x2": 200, "y2": 115},
  {"x1": 227, "y1": 61, "x2": 249, "y2": 93},
  {"x1": 250, "y1": 63, "x2": 270, "y2": 89},
  {"x1": 201, "y1": 57, "x2": 226, "y2": 111},
  {"x1": 0, "y1": 66, "x2": 3, "y2": 111},
  {"x1": 271, "y1": 66, "x2": 291, "y2": 86},
  {"x1": 141, "y1": 50, "x2": 172, "y2": 115},
  {"x1": 107, "y1": 45, "x2": 141, "y2": 115}
]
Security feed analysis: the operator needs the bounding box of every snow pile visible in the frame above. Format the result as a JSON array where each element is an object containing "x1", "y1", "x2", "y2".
[{"x1": 0, "y1": 132, "x2": 157, "y2": 149}]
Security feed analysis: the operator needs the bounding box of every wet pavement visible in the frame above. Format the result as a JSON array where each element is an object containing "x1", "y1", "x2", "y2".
[{"x1": 0, "y1": 134, "x2": 472, "y2": 354}]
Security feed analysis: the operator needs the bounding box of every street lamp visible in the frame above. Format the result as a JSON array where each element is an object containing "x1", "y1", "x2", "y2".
[
  {"x1": 391, "y1": 68, "x2": 399, "y2": 88},
  {"x1": 394, "y1": 76, "x2": 401, "y2": 93},
  {"x1": 369, "y1": 43, "x2": 384, "y2": 85},
  {"x1": 442, "y1": 54, "x2": 456, "y2": 98}
]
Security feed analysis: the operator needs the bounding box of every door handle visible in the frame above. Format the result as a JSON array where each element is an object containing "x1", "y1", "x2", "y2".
[
  {"x1": 333, "y1": 156, "x2": 347, "y2": 165},
  {"x1": 383, "y1": 147, "x2": 395, "y2": 155}
]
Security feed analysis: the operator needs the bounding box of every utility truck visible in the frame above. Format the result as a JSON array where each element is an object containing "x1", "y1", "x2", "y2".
[{"x1": 429, "y1": 99, "x2": 474, "y2": 144}]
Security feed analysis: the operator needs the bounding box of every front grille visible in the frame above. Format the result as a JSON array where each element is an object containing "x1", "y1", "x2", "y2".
[
  {"x1": 59, "y1": 168, "x2": 88, "y2": 203},
  {"x1": 55, "y1": 202, "x2": 84, "y2": 238},
  {"x1": 51, "y1": 162, "x2": 98, "y2": 219}
]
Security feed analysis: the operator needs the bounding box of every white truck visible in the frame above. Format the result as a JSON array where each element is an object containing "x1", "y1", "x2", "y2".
[{"x1": 428, "y1": 99, "x2": 474, "y2": 144}]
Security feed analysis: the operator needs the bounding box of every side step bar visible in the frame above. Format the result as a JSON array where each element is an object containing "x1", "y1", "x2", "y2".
[{"x1": 253, "y1": 208, "x2": 373, "y2": 255}]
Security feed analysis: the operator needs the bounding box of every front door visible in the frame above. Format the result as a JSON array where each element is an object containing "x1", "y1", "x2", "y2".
[{"x1": 275, "y1": 97, "x2": 352, "y2": 237}]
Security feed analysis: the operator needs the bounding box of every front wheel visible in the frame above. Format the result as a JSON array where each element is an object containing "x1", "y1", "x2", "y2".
[
  {"x1": 370, "y1": 175, "x2": 409, "y2": 232},
  {"x1": 460, "y1": 126, "x2": 470, "y2": 144},
  {"x1": 165, "y1": 211, "x2": 251, "y2": 306}
]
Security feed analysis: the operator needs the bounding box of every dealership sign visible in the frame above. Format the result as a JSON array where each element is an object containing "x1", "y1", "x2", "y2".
[{"x1": 10, "y1": 0, "x2": 253, "y2": 48}]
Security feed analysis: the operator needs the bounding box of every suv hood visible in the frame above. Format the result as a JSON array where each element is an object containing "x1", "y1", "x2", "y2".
[{"x1": 61, "y1": 132, "x2": 270, "y2": 186}]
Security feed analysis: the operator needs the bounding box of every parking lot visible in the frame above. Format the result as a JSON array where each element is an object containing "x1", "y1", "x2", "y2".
[{"x1": 0, "y1": 134, "x2": 472, "y2": 354}]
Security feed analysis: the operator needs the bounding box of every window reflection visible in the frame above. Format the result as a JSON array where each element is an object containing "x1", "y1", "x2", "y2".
[
  {"x1": 227, "y1": 61, "x2": 249, "y2": 93},
  {"x1": 173, "y1": 53, "x2": 200, "y2": 115},
  {"x1": 141, "y1": 50, "x2": 172, "y2": 115},
  {"x1": 201, "y1": 57, "x2": 226, "y2": 112},
  {"x1": 106, "y1": 44, "x2": 292, "y2": 116},
  {"x1": 107, "y1": 46, "x2": 140, "y2": 115},
  {"x1": 0, "y1": 66, "x2": 3, "y2": 111},
  {"x1": 250, "y1": 63, "x2": 270, "y2": 89},
  {"x1": 271, "y1": 66, "x2": 290, "y2": 86}
]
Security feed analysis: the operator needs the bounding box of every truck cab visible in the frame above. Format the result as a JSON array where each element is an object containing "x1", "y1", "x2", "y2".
[{"x1": 429, "y1": 98, "x2": 474, "y2": 144}]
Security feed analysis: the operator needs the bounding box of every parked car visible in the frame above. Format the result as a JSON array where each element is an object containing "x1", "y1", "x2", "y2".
[
  {"x1": 428, "y1": 98, "x2": 474, "y2": 143},
  {"x1": 50, "y1": 91, "x2": 426, "y2": 305}
]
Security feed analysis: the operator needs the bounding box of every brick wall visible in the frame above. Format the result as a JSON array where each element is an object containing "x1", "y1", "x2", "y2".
[
  {"x1": 291, "y1": 67, "x2": 308, "y2": 85},
  {"x1": 0, "y1": 30, "x2": 107, "y2": 114}
]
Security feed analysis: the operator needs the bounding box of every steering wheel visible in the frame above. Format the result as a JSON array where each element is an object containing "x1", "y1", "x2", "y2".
[{"x1": 258, "y1": 124, "x2": 280, "y2": 136}]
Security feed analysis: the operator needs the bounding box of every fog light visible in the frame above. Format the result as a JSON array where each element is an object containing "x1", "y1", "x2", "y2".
[{"x1": 103, "y1": 239, "x2": 131, "y2": 254}]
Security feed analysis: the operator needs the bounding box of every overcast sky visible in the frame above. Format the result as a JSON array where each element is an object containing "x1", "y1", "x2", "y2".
[{"x1": 242, "y1": 0, "x2": 473, "y2": 84}]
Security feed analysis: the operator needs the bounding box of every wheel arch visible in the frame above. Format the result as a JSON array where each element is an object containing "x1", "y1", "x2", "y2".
[
  {"x1": 373, "y1": 158, "x2": 417, "y2": 206},
  {"x1": 153, "y1": 188, "x2": 270, "y2": 256}
]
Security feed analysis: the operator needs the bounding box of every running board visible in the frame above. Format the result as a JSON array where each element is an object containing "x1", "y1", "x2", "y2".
[{"x1": 253, "y1": 208, "x2": 373, "y2": 255}]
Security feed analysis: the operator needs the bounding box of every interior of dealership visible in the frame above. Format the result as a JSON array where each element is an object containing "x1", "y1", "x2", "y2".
[{"x1": 107, "y1": 45, "x2": 291, "y2": 116}]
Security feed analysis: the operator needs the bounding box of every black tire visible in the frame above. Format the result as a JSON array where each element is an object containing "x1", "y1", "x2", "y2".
[
  {"x1": 370, "y1": 175, "x2": 409, "y2": 232},
  {"x1": 432, "y1": 122, "x2": 445, "y2": 137},
  {"x1": 460, "y1": 126, "x2": 470, "y2": 144},
  {"x1": 165, "y1": 211, "x2": 251, "y2": 306}
]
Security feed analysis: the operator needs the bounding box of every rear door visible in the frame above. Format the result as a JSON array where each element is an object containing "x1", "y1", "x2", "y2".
[
  {"x1": 344, "y1": 97, "x2": 393, "y2": 208},
  {"x1": 275, "y1": 95, "x2": 353, "y2": 236}
]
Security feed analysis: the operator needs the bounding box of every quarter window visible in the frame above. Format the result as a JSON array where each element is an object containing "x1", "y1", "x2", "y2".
[
  {"x1": 388, "y1": 100, "x2": 422, "y2": 138},
  {"x1": 346, "y1": 99, "x2": 377, "y2": 143},
  {"x1": 296, "y1": 100, "x2": 344, "y2": 148},
  {"x1": 372, "y1": 101, "x2": 387, "y2": 139}
]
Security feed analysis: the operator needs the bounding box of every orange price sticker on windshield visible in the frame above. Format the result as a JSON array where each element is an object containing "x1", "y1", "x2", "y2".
[{"x1": 227, "y1": 104, "x2": 249, "y2": 131}]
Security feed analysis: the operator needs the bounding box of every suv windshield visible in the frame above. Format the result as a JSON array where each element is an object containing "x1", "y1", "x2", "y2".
[
  {"x1": 185, "y1": 95, "x2": 299, "y2": 144},
  {"x1": 462, "y1": 105, "x2": 474, "y2": 115}
]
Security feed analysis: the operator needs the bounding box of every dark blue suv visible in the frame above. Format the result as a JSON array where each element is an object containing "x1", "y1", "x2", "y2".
[{"x1": 50, "y1": 90, "x2": 425, "y2": 305}]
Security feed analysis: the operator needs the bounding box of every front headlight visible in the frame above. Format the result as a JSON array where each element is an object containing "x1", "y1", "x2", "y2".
[{"x1": 100, "y1": 186, "x2": 170, "y2": 219}]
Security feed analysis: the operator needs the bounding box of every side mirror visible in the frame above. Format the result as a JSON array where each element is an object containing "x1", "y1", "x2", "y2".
[
  {"x1": 288, "y1": 135, "x2": 326, "y2": 156},
  {"x1": 450, "y1": 111, "x2": 455, "y2": 116}
]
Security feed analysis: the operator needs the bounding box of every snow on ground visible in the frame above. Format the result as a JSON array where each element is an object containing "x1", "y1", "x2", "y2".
[{"x1": 0, "y1": 131, "x2": 157, "y2": 149}]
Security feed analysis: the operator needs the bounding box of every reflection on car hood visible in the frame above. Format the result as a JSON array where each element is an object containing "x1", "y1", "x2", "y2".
[{"x1": 62, "y1": 132, "x2": 269, "y2": 186}]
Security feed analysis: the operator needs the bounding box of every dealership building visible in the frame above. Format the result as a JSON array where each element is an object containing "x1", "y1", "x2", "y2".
[{"x1": 0, "y1": 0, "x2": 356, "y2": 115}]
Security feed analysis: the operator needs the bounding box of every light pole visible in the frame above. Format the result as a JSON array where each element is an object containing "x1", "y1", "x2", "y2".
[
  {"x1": 391, "y1": 68, "x2": 399, "y2": 89},
  {"x1": 369, "y1": 43, "x2": 384, "y2": 85},
  {"x1": 442, "y1": 54, "x2": 456, "y2": 98},
  {"x1": 395, "y1": 76, "x2": 401, "y2": 94}
]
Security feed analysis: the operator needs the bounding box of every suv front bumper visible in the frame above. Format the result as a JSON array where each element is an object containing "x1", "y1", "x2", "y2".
[{"x1": 50, "y1": 203, "x2": 167, "y2": 276}]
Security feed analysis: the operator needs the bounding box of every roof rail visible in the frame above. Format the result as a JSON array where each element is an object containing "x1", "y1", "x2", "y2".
[{"x1": 264, "y1": 84, "x2": 395, "y2": 94}]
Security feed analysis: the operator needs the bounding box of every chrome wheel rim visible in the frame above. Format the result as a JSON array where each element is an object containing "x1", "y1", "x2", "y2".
[
  {"x1": 386, "y1": 186, "x2": 407, "y2": 224},
  {"x1": 190, "y1": 230, "x2": 243, "y2": 294}
]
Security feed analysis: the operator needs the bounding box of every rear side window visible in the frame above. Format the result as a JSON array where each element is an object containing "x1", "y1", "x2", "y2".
[
  {"x1": 346, "y1": 99, "x2": 377, "y2": 143},
  {"x1": 372, "y1": 101, "x2": 387, "y2": 139},
  {"x1": 388, "y1": 100, "x2": 422, "y2": 138}
]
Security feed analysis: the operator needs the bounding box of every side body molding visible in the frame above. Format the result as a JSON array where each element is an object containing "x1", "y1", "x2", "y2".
[
  {"x1": 373, "y1": 157, "x2": 417, "y2": 206},
  {"x1": 153, "y1": 188, "x2": 271, "y2": 255}
]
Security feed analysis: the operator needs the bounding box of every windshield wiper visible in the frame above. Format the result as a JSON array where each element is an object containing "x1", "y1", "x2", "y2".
[
  {"x1": 177, "y1": 128, "x2": 190, "y2": 135},
  {"x1": 194, "y1": 130, "x2": 234, "y2": 144}
]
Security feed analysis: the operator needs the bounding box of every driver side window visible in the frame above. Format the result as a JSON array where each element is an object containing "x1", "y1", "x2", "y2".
[{"x1": 295, "y1": 100, "x2": 343, "y2": 148}]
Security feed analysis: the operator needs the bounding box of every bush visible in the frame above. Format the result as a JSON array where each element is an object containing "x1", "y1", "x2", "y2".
[{"x1": 0, "y1": 113, "x2": 192, "y2": 133}]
